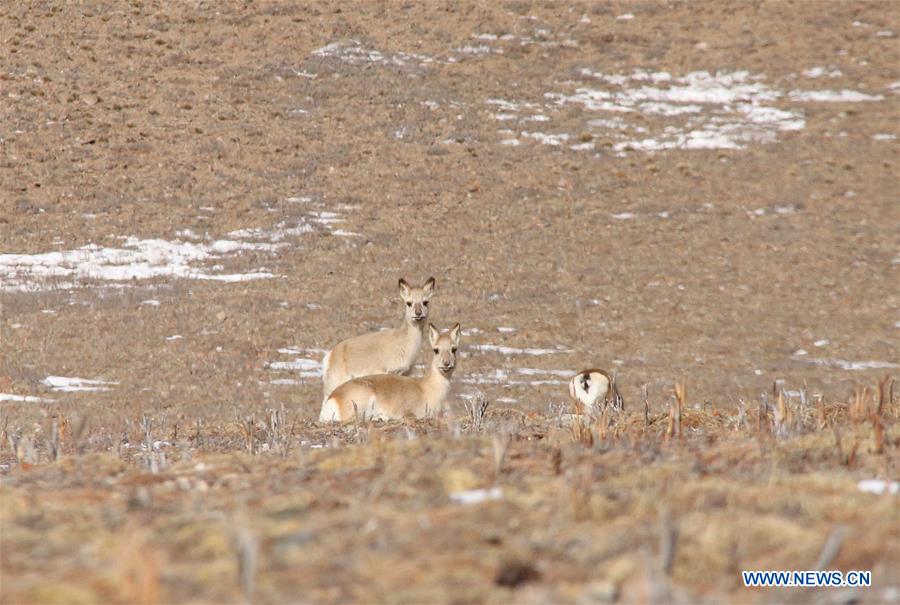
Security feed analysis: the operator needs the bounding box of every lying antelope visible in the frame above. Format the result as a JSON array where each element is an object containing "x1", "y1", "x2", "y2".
[
  {"x1": 322, "y1": 277, "x2": 435, "y2": 400},
  {"x1": 569, "y1": 368, "x2": 622, "y2": 415},
  {"x1": 319, "y1": 323, "x2": 460, "y2": 422}
]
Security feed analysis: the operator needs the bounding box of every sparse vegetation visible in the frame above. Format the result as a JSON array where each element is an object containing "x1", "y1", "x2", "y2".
[
  {"x1": 2, "y1": 1, "x2": 898, "y2": 603},
  {"x1": 1, "y1": 377, "x2": 897, "y2": 603}
]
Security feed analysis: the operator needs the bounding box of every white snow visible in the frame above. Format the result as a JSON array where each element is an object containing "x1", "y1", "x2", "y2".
[
  {"x1": 42, "y1": 376, "x2": 118, "y2": 392},
  {"x1": 547, "y1": 70, "x2": 806, "y2": 151},
  {"x1": 2, "y1": 193, "x2": 358, "y2": 291},
  {"x1": 0, "y1": 237, "x2": 277, "y2": 292},
  {"x1": 486, "y1": 98, "x2": 539, "y2": 111},
  {"x1": 802, "y1": 67, "x2": 843, "y2": 79},
  {"x1": 450, "y1": 487, "x2": 503, "y2": 504},
  {"x1": 469, "y1": 344, "x2": 572, "y2": 355},
  {"x1": 521, "y1": 131, "x2": 570, "y2": 145},
  {"x1": 0, "y1": 393, "x2": 55, "y2": 403},
  {"x1": 312, "y1": 40, "x2": 438, "y2": 68},
  {"x1": 793, "y1": 357, "x2": 899, "y2": 371},
  {"x1": 267, "y1": 347, "x2": 323, "y2": 378},
  {"x1": 788, "y1": 89, "x2": 885, "y2": 102},
  {"x1": 857, "y1": 480, "x2": 899, "y2": 495},
  {"x1": 516, "y1": 368, "x2": 571, "y2": 377},
  {"x1": 454, "y1": 45, "x2": 499, "y2": 56}
]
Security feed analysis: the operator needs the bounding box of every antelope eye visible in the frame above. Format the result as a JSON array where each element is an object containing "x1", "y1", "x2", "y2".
[
  {"x1": 451, "y1": 347, "x2": 458, "y2": 353},
  {"x1": 433, "y1": 348, "x2": 439, "y2": 354},
  {"x1": 423, "y1": 301, "x2": 428, "y2": 306},
  {"x1": 406, "y1": 302, "x2": 412, "y2": 307}
]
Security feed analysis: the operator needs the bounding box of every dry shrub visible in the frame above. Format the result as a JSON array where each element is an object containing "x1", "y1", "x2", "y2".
[{"x1": 665, "y1": 380, "x2": 685, "y2": 441}]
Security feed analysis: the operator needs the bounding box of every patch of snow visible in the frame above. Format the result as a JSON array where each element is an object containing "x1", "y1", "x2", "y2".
[
  {"x1": 616, "y1": 13, "x2": 635, "y2": 21},
  {"x1": 312, "y1": 39, "x2": 438, "y2": 69},
  {"x1": 486, "y1": 98, "x2": 538, "y2": 112},
  {"x1": 788, "y1": 89, "x2": 884, "y2": 102},
  {"x1": 268, "y1": 358, "x2": 321, "y2": 372},
  {"x1": 548, "y1": 70, "x2": 806, "y2": 151},
  {"x1": 802, "y1": 67, "x2": 843, "y2": 78},
  {"x1": 872, "y1": 133, "x2": 897, "y2": 141},
  {"x1": 857, "y1": 479, "x2": 899, "y2": 495},
  {"x1": 612, "y1": 212, "x2": 637, "y2": 220},
  {"x1": 497, "y1": 327, "x2": 517, "y2": 333},
  {"x1": 793, "y1": 357, "x2": 899, "y2": 371},
  {"x1": 0, "y1": 237, "x2": 279, "y2": 291},
  {"x1": 454, "y1": 45, "x2": 499, "y2": 56},
  {"x1": 165, "y1": 335, "x2": 183, "y2": 341},
  {"x1": 42, "y1": 376, "x2": 118, "y2": 392},
  {"x1": 140, "y1": 299, "x2": 160, "y2": 306},
  {"x1": 516, "y1": 368, "x2": 571, "y2": 377},
  {"x1": 450, "y1": 487, "x2": 503, "y2": 504},
  {"x1": 521, "y1": 131, "x2": 570, "y2": 145},
  {"x1": 469, "y1": 344, "x2": 572, "y2": 355},
  {"x1": 0, "y1": 393, "x2": 55, "y2": 403}
]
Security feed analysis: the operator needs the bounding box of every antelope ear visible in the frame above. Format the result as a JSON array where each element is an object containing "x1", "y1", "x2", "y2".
[
  {"x1": 428, "y1": 323, "x2": 440, "y2": 346},
  {"x1": 399, "y1": 278, "x2": 411, "y2": 299},
  {"x1": 450, "y1": 323, "x2": 461, "y2": 345},
  {"x1": 422, "y1": 277, "x2": 436, "y2": 297}
]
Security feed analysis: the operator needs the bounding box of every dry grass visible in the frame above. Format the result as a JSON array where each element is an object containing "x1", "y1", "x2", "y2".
[{"x1": 1, "y1": 377, "x2": 897, "y2": 604}]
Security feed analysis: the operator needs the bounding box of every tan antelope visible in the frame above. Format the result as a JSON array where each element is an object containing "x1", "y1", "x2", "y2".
[
  {"x1": 319, "y1": 323, "x2": 461, "y2": 422},
  {"x1": 321, "y1": 277, "x2": 435, "y2": 400},
  {"x1": 569, "y1": 369, "x2": 622, "y2": 415}
]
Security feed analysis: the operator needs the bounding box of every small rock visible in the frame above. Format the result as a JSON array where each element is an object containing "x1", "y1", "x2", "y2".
[{"x1": 495, "y1": 559, "x2": 540, "y2": 587}]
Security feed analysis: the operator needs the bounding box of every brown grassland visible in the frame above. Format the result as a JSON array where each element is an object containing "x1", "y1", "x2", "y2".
[
  {"x1": 1, "y1": 380, "x2": 898, "y2": 603},
  {"x1": 1, "y1": 1, "x2": 899, "y2": 603}
]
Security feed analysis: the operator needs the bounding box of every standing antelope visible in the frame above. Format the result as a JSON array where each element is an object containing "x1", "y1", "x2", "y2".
[
  {"x1": 569, "y1": 368, "x2": 622, "y2": 415},
  {"x1": 321, "y1": 277, "x2": 435, "y2": 400},
  {"x1": 319, "y1": 323, "x2": 461, "y2": 422}
]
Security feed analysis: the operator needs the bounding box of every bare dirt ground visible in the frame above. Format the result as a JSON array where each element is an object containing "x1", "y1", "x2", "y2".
[{"x1": 1, "y1": 1, "x2": 898, "y2": 603}]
